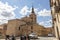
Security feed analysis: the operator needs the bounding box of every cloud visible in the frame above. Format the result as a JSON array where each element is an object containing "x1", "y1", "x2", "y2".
[
  {"x1": 37, "y1": 9, "x2": 52, "y2": 27},
  {"x1": 19, "y1": 6, "x2": 51, "y2": 17},
  {"x1": 29, "y1": 7, "x2": 38, "y2": 14},
  {"x1": 46, "y1": 19, "x2": 52, "y2": 24},
  {"x1": 39, "y1": 22, "x2": 44, "y2": 25},
  {"x1": 0, "y1": 19, "x2": 8, "y2": 25},
  {"x1": 19, "y1": 6, "x2": 38, "y2": 16},
  {"x1": 39, "y1": 19, "x2": 52, "y2": 27},
  {"x1": 19, "y1": 6, "x2": 29, "y2": 16},
  {"x1": 0, "y1": 1, "x2": 17, "y2": 24},
  {"x1": 37, "y1": 9, "x2": 51, "y2": 16}
]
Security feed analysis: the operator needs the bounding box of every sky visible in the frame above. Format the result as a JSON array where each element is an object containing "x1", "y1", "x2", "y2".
[{"x1": 0, "y1": 0, "x2": 52, "y2": 27}]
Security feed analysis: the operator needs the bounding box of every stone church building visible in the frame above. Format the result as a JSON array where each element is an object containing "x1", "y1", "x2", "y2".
[{"x1": 0, "y1": 7, "x2": 52, "y2": 37}]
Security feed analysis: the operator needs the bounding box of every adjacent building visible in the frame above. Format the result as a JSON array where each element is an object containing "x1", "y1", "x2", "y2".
[
  {"x1": 50, "y1": 0, "x2": 60, "y2": 39},
  {"x1": 0, "y1": 24, "x2": 7, "y2": 37}
]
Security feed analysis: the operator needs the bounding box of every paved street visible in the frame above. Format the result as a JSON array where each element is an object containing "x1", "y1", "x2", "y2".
[
  {"x1": 0, "y1": 38, "x2": 39, "y2": 40},
  {"x1": 0, "y1": 39, "x2": 39, "y2": 40},
  {"x1": 0, "y1": 37, "x2": 58, "y2": 40}
]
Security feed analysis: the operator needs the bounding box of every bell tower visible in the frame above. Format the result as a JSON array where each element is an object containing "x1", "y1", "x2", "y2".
[{"x1": 29, "y1": 6, "x2": 36, "y2": 24}]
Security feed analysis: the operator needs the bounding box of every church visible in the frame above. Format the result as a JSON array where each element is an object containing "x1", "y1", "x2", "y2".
[{"x1": 0, "y1": 6, "x2": 52, "y2": 37}]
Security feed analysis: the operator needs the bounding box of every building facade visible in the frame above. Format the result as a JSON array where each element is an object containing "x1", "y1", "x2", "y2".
[
  {"x1": 50, "y1": 0, "x2": 60, "y2": 39},
  {"x1": 6, "y1": 7, "x2": 52, "y2": 36},
  {"x1": 0, "y1": 7, "x2": 52, "y2": 37},
  {"x1": 0, "y1": 24, "x2": 7, "y2": 37}
]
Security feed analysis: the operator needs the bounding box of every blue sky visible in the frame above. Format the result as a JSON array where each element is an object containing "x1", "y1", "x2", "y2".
[{"x1": 0, "y1": 0, "x2": 52, "y2": 27}]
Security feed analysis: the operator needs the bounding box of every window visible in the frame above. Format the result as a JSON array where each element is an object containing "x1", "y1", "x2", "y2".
[
  {"x1": 53, "y1": 18, "x2": 56, "y2": 21},
  {"x1": 31, "y1": 17, "x2": 33, "y2": 19},
  {"x1": 4, "y1": 25, "x2": 7, "y2": 30},
  {"x1": 19, "y1": 27, "x2": 20, "y2": 30},
  {"x1": 55, "y1": 6, "x2": 59, "y2": 13},
  {"x1": 56, "y1": 26, "x2": 59, "y2": 36},
  {"x1": 31, "y1": 26, "x2": 33, "y2": 29},
  {"x1": 31, "y1": 31, "x2": 33, "y2": 33},
  {"x1": 31, "y1": 26, "x2": 33, "y2": 33},
  {"x1": 0, "y1": 32, "x2": 2, "y2": 36},
  {"x1": 58, "y1": 15, "x2": 60, "y2": 22}
]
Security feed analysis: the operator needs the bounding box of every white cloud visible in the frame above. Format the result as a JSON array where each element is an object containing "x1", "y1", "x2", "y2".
[
  {"x1": 0, "y1": 1, "x2": 17, "y2": 24},
  {"x1": 19, "y1": 6, "x2": 29, "y2": 16},
  {"x1": 37, "y1": 9, "x2": 51, "y2": 16},
  {"x1": 19, "y1": 6, "x2": 51, "y2": 17},
  {"x1": 46, "y1": 20, "x2": 52, "y2": 24},
  {"x1": 29, "y1": 7, "x2": 38, "y2": 14},
  {"x1": 19, "y1": 6, "x2": 38, "y2": 17},
  {"x1": 0, "y1": 19, "x2": 8, "y2": 25},
  {"x1": 39, "y1": 22, "x2": 44, "y2": 25},
  {"x1": 39, "y1": 20, "x2": 52, "y2": 27}
]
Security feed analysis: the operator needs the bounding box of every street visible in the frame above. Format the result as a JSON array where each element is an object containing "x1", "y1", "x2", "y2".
[
  {"x1": 0, "y1": 38, "x2": 57, "y2": 40},
  {"x1": 0, "y1": 38, "x2": 39, "y2": 40},
  {"x1": 0, "y1": 37, "x2": 58, "y2": 40}
]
